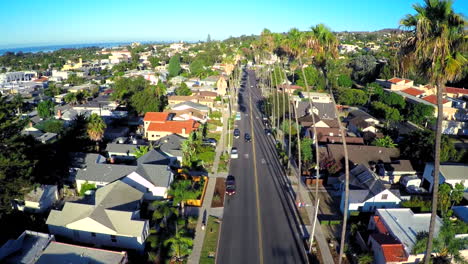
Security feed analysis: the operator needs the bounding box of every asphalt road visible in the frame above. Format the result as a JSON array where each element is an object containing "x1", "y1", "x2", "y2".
[{"x1": 217, "y1": 69, "x2": 307, "y2": 264}]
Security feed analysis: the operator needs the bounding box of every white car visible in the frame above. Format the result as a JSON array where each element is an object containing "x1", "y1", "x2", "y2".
[{"x1": 230, "y1": 147, "x2": 239, "y2": 159}]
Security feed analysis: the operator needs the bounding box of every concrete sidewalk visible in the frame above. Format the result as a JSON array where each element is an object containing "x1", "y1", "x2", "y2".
[{"x1": 188, "y1": 112, "x2": 229, "y2": 264}]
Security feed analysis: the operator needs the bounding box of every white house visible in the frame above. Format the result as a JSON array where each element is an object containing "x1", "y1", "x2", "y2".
[
  {"x1": 13, "y1": 185, "x2": 58, "y2": 213},
  {"x1": 46, "y1": 180, "x2": 149, "y2": 252},
  {"x1": 340, "y1": 165, "x2": 401, "y2": 214},
  {"x1": 421, "y1": 163, "x2": 468, "y2": 191},
  {"x1": 74, "y1": 150, "x2": 174, "y2": 199}
]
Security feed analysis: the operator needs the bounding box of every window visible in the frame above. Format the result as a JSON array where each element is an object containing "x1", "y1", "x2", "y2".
[
  {"x1": 381, "y1": 194, "x2": 388, "y2": 200},
  {"x1": 111, "y1": 235, "x2": 117, "y2": 242},
  {"x1": 91, "y1": 232, "x2": 96, "y2": 237}
]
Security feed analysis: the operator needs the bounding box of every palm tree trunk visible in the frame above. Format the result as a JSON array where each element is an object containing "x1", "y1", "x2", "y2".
[
  {"x1": 326, "y1": 66, "x2": 350, "y2": 264},
  {"x1": 293, "y1": 102, "x2": 302, "y2": 197},
  {"x1": 424, "y1": 82, "x2": 444, "y2": 264},
  {"x1": 269, "y1": 68, "x2": 276, "y2": 131}
]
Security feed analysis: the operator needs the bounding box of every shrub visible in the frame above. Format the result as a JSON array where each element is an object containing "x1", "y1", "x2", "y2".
[{"x1": 79, "y1": 181, "x2": 97, "y2": 196}]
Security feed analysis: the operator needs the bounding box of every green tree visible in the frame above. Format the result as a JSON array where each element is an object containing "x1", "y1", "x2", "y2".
[
  {"x1": 42, "y1": 120, "x2": 64, "y2": 134},
  {"x1": 64, "y1": 93, "x2": 77, "y2": 105},
  {"x1": 405, "y1": 103, "x2": 435, "y2": 126},
  {"x1": 175, "y1": 83, "x2": 192, "y2": 96},
  {"x1": 149, "y1": 56, "x2": 160, "y2": 68},
  {"x1": 189, "y1": 59, "x2": 205, "y2": 77},
  {"x1": 399, "y1": 1, "x2": 467, "y2": 260},
  {"x1": 350, "y1": 54, "x2": 380, "y2": 84},
  {"x1": 337, "y1": 74, "x2": 353, "y2": 88},
  {"x1": 295, "y1": 66, "x2": 325, "y2": 91},
  {"x1": 400, "y1": 130, "x2": 460, "y2": 167},
  {"x1": 163, "y1": 229, "x2": 193, "y2": 261},
  {"x1": 451, "y1": 183, "x2": 464, "y2": 208},
  {"x1": 438, "y1": 183, "x2": 452, "y2": 217},
  {"x1": 130, "y1": 86, "x2": 164, "y2": 114},
  {"x1": 168, "y1": 55, "x2": 181, "y2": 77},
  {"x1": 381, "y1": 92, "x2": 406, "y2": 110},
  {"x1": 168, "y1": 180, "x2": 200, "y2": 214},
  {"x1": 336, "y1": 88, "x2": 367, "y2": 106},
  {"x1": 133, "y1": 145, "x2": 149, "y2": 159},
  {"x1": 372, "y1": 136, "x2": 397, "y2": 148},
  {"x1": 301, "y1": 138, "x2": 314, "y2": 170},
  {"x1": 37, "y1": 100, "x2": 55, "y2": 118},
  {"x1": 357, "y1": 254, "x2": 374, "y2": 264},
  {"x1": 371, "y1": 101, "x2": 401, "y2": 124},
  {"x1": 152, "y1": 200, "x2": 178, "y2": 228},
  {"x1": 86, "y1": 113, "x2": 106, "y2": 151},
  {"x1": 280, "y1": 120, "x2": 298, "y2": 136}
]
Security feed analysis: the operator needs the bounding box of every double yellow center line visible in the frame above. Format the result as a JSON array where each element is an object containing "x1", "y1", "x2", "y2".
[{"x1": 249, "y1": 84, "x2": 264, "y2": 264}]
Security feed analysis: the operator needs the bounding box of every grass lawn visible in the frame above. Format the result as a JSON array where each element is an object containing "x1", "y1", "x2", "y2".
[{"x1": 199, "y1": 216, "x2": 221, "y2": 264}]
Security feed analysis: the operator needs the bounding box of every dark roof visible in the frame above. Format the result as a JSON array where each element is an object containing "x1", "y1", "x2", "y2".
[
  {"x1": 324, "y1": 144, "x2": 400, "y2": 167},
  {"x1": 298, "y1": 114, "x2": 340, "y2": 128},
  {"x1": 155, "y1": 134, "x2": 185, "y2": 157},
  {"x1": 348, "y1": 109, "x2": 376, "y2": 120}
]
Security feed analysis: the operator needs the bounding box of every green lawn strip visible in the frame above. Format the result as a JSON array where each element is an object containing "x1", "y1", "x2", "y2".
[{"x1": 199, "y1": 216, "x2": 221, "y2": 264}]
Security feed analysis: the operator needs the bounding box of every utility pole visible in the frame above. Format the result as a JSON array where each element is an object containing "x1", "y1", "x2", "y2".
[{"x1": 309, "y1": 199, "x2": 320, "y2": 253}]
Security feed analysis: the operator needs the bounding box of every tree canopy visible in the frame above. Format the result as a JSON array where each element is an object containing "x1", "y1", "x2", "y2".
[{"x1": 168, "y1": 55, "x2": 181, "y2": 77}]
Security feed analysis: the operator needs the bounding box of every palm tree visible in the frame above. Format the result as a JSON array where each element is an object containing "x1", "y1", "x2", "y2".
[
  {"x1": 307, "y1": 23, "x2": 350, "y2": 263},
  {"x1": 399, "y1": 1, "x2": 467, "y2": 261},
  {"x1": 64, "y1": 92, "x2": 77, "y2": 105},
  {"x1": 163, "y1": 228, "x2": 193, "y2": 262},
  {"x1": 133, "y1": 145, "x2": 150, "y2": 158},
  {"x1": 86, "y1": 113, "x2": 106, "y2": 151},
  {"x1": 168, "y1": 180, "x2": 200, "y2": 215},
  {"x1": 152, "y1": 200, "x2": 178, "y2": 228}
]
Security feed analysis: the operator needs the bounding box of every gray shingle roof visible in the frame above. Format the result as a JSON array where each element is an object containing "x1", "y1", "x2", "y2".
[
  {"x1": 76, "y1": 150, "x2": 172, "y2": 189},
  {"x1": 155, "y1": 134, "x2": 185, "y2": 158},
  {"x1": 46, "y1": 181, "x2": 146, "y2": 237},
  {"x1": 172, "y1": 101, "x2": 210, "y2": 112},
  {"x1": 36, "y1": 241, "x2": 127, "y2": 264},
  {"x1": 105, "y1": 143, "x2": 140, "y2": 155}
]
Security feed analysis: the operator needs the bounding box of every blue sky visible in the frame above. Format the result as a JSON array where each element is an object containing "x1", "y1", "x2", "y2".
[{"x1": 0, "y1": 0, "x2": 466, "y2": 48}]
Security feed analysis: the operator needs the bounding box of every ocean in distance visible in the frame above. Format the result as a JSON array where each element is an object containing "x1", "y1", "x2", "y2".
[{"x1": 0, "y1": 41, "x2": 156, "y2": 55}]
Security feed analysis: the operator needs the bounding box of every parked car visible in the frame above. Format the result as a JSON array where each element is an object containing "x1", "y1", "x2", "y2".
[
  {"x1": 203, "y1": 138, "x2": 217, "y2": 146},
  {"x1": 230, "y1": 147, "x2": 238, "y2": 159},
  {"x1": 264, "y1": 129, "x2": 271, "y2": 136},
  {"x1": 225, "y1": 175, "x2": 236, "y2": 195},
  {"x1": 234, "y1": 129, "x2": 240, "y2": 138},
  {"x1": 244, "y1": 133, "x2": 251, "y2": 142}
]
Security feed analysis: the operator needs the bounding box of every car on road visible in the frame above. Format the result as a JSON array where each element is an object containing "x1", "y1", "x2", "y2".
[
  {"x1": 225, "y1": 175, "x2": 236, "y2": 195},
  {"x1": 264, "y1": 129, "x2": 271, "y2": 136},
  {"x1": 244, "y1": 133, "x2": 251, "y2": 142},
  {"x1": 250, "y1": 85, "x2": 254, "y2": 88},
  {"x1": 263, "y1": 120, "x2": 269, "y2": 127},
  {"x1": 235, "y1": 112, "x2": 241, "y2": 121},
  {"x1": 230, "y1": 147, "x2": 238, "y2": 159},
  {"x1": 234, "y1": 128, "x2": 240, "y2": 138}
]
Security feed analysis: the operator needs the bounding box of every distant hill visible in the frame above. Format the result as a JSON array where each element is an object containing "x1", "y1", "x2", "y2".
[{"x1": 336, "y1": 28, "x2": 403, "y2": 34}]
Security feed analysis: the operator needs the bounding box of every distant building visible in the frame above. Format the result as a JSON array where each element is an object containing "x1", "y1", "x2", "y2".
[
  {"x1": 421, "y1": 163, "x2": 468, "y2": 191},
  {"x1": 13, "y1": 185, "x2": 58, "y2": 213}
]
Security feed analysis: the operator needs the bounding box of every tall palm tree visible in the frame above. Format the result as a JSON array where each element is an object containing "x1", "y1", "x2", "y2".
[
  {"x1": 307, "y1": 24, "x2": 350, "y2": 264},
  {"x1": 399, "y1": 1, "x2": 467, "y2": 262},
  {"x1": 163, "y1": 228, "x2": 193, "y2": 262},
  {"x1": 86, "y1": 113, "x2": 106, "y2": 151},
  {"x1": 168, "y1": 180, "x2": 200, "y2": 215}
]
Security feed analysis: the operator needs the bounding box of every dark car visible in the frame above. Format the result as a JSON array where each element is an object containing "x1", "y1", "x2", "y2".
[
  {"x1": 244, "y1": 133, "x2": 251, "y2": 142},
  {"x1": 264, "y1": 128, "x2": 271, "y2": 136},
  {"x1": 234, "y1": 128, "x2": 240, "y2": 138},
  {"x1": 225, "y1": 175, "x2": 236, "y2": 195},
  {"x1": 202, "y1": 138, "x2": 217, "y2": 146}
]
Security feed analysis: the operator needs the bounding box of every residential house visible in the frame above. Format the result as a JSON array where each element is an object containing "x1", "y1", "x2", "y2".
[
  {"x1": 0, "y1": 230, "x2": 55, "y2": 264},
  {"x1": 200, "y1": 75, "x2": 220, "y2": 86},
  {"x1": 36, "y1": 241, "x2": 128, "y2": 264},
  {"x1": 143, "y1": 112, "x2": 200, "y2": 139},
  {"x1": 278, "y1": 84, "x2": 302, "y2": 95},
  {"x1": 368, "y1": 208, "x2": 443, "y2": 264},
  {"x1": 306, "y1": 127, "x2": 364, "y2": 145},
  {"x1": 380, "y1": 77, "x2": 414, "y2": 91},
  {"x1": 164, "y1": 109, "x2": 208, "y2": 123},
  {"x1": 56, "y1": 95, "x2": 127, "y2": 121},
  {"x1": 322, "y1": 144, "x2": 411, "y2": 183},
  {"x1": 298, "y1": 114, "x2": 341, "y2": 129},
  {"x1": 445, "y1": 86, "x2": 468, "y2": 99},
  {"x1": 300, "y1": 91, "x2": 332, "y2": 103},
  {"x1": 47, "y1": 180, "x2": 149, "y2": 252},
  {"x1": 339, "y1": 165, "x2": 401, "y2": 214},
  {"x1": 171, "y1": 101, "x2": 210, "y2": 113},
  {"x1": 347, "y1": 109, "x2": 380, "y2": 135},
  {"x1": 421, "y1": 163, "x2": 468, "y2": 191},
  {"x1": 106, "y1": 143, "x2": 141, "y2": 160},
  {"x1": 168, "y1": 94, "x2": 215, "y2": 108},
  {"x1": 155, "y1": 134, "x2": 185, "y2": 163},
  {"x1": 63, "y1": 83, "x2": 96, "y2": 93},
  {"x1": 13, "y1": 185, "x2": 58, "y2": 213},
  {"x1": 74, "y1": 150, "x2": 173, "y2": 199},
  {"x1": 453, "y1": 206, "x2": 468, "y2": 223}
]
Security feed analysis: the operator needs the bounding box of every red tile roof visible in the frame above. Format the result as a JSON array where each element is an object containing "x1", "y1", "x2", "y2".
[
  {"x1": 374, "y1": 216, "x2": 389, "y2": 234},
  {"x1": 387, "y1": 77, "x2": 404, "y2": 84},
  {"x1": 445, "y1": 87, "x2": 468, "y2": 95},
  {"x1": 147, "y1": 120, "x2": 199, "y2": 134},
  {"x1": 422, "y1": 95, "x2": 449, "y2": 105},
  {"x1": 144, "y1": 112, "x2": 169, "y2": 122},
  {"x1": 34, "y1": 76, "x2": 48, "y2": 82},
  {"x1": 279, "y1": 84, "x2": 302, "y2": 90},
  {"x1": 382, "y1": 244, "x2": 407, "y2": 262},
  {"x1": 402, "y1": 88, "x2": 424, "y2": 97}
]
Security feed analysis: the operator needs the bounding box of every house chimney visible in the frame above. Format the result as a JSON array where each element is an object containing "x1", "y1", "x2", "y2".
[
  {"x1": 110, "y1": 156, "x2": 115, "y2": 164},
  {"x1": 57, "y1": 109, "x2": 62, "y2": 119},
  {"x1": 189, "y1": 112, "x2": 193, "y2": 119},
  {"x1": 29, "y1": 121, "x2": 33, "y2": 128},
  {"x1": 182, "y1": 128, "x2": 186, "y2": 135}
]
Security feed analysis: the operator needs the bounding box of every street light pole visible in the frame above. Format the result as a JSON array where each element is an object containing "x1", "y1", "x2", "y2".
[{"x1": 309, "y1": 198, "x2": 320, "y2": 253}]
